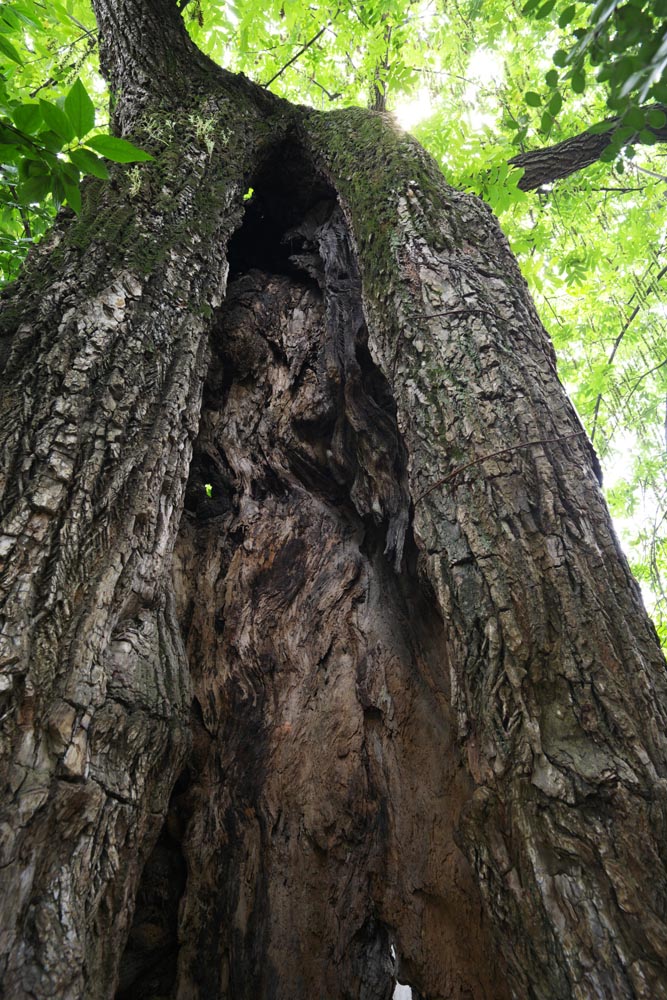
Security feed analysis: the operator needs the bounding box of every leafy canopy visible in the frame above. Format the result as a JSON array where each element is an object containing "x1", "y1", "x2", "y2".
[{"x1": 1, "y1": 0, "x2": 666, "y2": 643}]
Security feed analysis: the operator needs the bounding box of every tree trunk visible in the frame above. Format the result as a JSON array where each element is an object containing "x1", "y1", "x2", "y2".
[{"x1": 1, "y1": 3, "x2": 667, "y2": 999}]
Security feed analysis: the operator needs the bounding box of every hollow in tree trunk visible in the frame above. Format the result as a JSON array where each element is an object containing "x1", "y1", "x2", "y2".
[{"x1": 1, "y1": 3, "x2": 667, "y2": 999}]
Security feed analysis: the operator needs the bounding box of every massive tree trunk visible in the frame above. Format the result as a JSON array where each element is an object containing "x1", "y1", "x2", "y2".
[{"x1": 1, "y1": 2, "x2": 667, "y2": 998}]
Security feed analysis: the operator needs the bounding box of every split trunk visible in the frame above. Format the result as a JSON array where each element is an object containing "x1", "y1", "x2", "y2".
[{"x1": 1, "y1": 2, "x2": 667, "y2": 998}]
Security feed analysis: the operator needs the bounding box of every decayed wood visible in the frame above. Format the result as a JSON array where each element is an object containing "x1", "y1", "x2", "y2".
[
  {"x1": 165, "y1": 267, "x2": 506, "y2": 1000},
  {"x1": 1, "y1": 0, "x2": 667, "y2": 997}
]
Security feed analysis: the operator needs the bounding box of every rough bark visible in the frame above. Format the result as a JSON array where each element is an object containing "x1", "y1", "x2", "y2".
[
  {"x1": 0, "y1": 6, "x2": 286, "y2": 996},
  {"x1": 166, "y1": 261, "x2": 504, "y2": 1000},
  {"x1": 1, "y1": 2, "x2": 667, "y2": 999},
  {"x1": 511, "y1": 103, "x2": 667, "y2": 190}
]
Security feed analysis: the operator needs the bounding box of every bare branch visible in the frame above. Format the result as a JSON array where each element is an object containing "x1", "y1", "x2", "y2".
[{"x1": 591, "y1": 261, "x2": 667, "y2": 443}]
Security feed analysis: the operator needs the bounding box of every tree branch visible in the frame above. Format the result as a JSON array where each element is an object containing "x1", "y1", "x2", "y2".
[
  {"x1": 263, "y1": 23, "x2": 329, "y2": 88},
  {"x1": 511, "y1": 104, "x2": 667, "y2": 191},
  {"x1": 590, "y1": 261, "x2": 667, "y2": 442},
  {"x1": 8, "y1": 186, "x2": 32, "y2": 240}
]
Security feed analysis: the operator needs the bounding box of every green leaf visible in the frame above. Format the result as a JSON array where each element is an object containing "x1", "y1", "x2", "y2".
[
  {"x1": 535, "y1": 0, "x2": 556, "y2": 18},
  {"x1": 68, "y1": 147, "x2": 109, "y2": 179},
  {"x1": 37, "y1": 129, "x2": 65, "y2": 153},
  {"x1": 0, "y1": 124, "x2": 24, "y2": 152},
  {"x1": 17, "y1": 174, "x2": 51, "y2": 204},
  {"x1": 0, "y1": 142, "x2": 21, "y2": 163},
  {"x1": 651, "y1": 81, "x2": 667, "y2": 102},
  {"x1": 51, "y1": 173, "x2": 65, "y2": 209},
  {"x1": 0, "y1": 34, "x2": 23, "y2": 65},
  {"x1": 553, "y1": 49, "x2": 568, "y2": 67},
  {"x1": 62, "y1": 176, "x2": 82, "y2": 214},
  {"x1": 616, "y1": 124, "x2": 638, "y2": 141},
  {"x1": 39, "y1": 100, "x2": 75, "y2": 143},
  {"x1": 599, "y1": 144, "x2": 619, "y2": 161},
  {"x1": 540, "y1": 110, "x2": 554, "y2": 134},
  {"x1": 588, "y1": 119, "x2": 614, "y2": 134},
  {"x1": 547, "y1": 91, "x2": 563, "y2": 115},
  {"x1": 85, "y1": 135, "x2": 154, "y2": 162},
  {"x1": 19, "y1": 157, "x2": 49, "y2": 180},
  {"x1": 12, "y1": 103, "x2": 41, "y2": 134},
  {"x1": 647, "y1": 108, "x2": 667, "y2": 128},
  {"x1": 64, "y1": 79, "x2": 95, "y2": 139},
  {"x1": 623, "y1": 105, "x2": 646, "y2": 129},
  {"x1": 571, "y1": 68, "x2": 586, "y2": 93},
  {"x1": 0, "y1": 7, "x2": 23, "y2": 31},
  {"x1": 545, "y1": 69, "x2": 559, "y2": 87},
  {"x1": 558, "y1": 4, "x2": 576, "y2": 27},
  {"x1": 525, "y1": 91, "x2": 542, "y2": 107}
]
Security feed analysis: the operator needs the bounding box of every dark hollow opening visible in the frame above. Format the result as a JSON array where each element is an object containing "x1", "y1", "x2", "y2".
[
  {"x1": 115, "y1": 772, "x2": 190, "y2": 1000},
  {"x1": 227, "y1": 137, "x2": 336, "y2": 283}
]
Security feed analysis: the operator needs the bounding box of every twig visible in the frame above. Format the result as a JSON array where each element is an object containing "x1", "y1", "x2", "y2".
[
  {"x1": 8, "y1": 186, "x2": 32, "y2": 240},
  {"x1": 262, "y1": 24, "x2": 329, "y2": 88},
  {"x1": 632, "y1": 163, "x2": 667, "y2": 183},
  {"x1": 24, "y1": 28, "x2": 96, "y2": 70},
  {"x1": 32, "y1": 0, "x2": 90, "y2": 33},
  {"x1": 415, "y1": 431, "x2": 587, "y2": 504},
  {"x1": 593, "y1": 185, "x2": 650, "y2": 193},
  {"x1": 591, "y1": 261, "x2": 667, "y2": 442},
  {"x1": 619, "y1": 358, "x2": 667, "y2": 423},
  {"x1": 371, "y1": 20, "x2": 392, "y2": 112},
  {"x1": 304, "y1": 74, "x2": 342, "y2": 102}
]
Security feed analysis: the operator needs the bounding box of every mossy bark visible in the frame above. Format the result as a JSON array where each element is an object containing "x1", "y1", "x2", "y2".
[{"x1": 1, "y1": 2, "x2": 667, "y2": 999}]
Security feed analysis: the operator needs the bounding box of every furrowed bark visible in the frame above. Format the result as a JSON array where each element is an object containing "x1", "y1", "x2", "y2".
[
  {"x1": 1, "y1": 1, "x2": 667, "y2": 997},
  {"x1": 0, "y1": 4, "x2": 287, "y2": 996},
  {"x1": 302, "y1": 108, "x2": 667, "y2": 997},
  {"x1": 511, "y1": 103, "x2": 667, "y2": 190}
]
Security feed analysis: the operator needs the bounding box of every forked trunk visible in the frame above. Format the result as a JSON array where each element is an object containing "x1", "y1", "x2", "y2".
[{"x1": 1, "y1": 3, "x2": 667, "y2": 998}]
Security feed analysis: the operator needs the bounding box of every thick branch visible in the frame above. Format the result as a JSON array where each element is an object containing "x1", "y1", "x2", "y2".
[
  {"x1": 511, "y1": 104, "x2": 667, "y2": 190},
  {"x1": 91, "y1": 0, "x2": 217, "y2": 121}
]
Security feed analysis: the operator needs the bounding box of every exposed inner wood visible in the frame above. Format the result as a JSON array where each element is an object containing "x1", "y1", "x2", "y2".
[{"x1": 116, "y1": 174, "x2": 506, "y2": 999}]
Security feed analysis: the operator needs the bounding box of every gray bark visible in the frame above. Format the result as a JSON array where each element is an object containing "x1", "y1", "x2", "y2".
[
  {"x1": 511, "y1": 103, "x2": 667, "y2": 190},
  {"x1": 0, "y1": 3, "x2": 666, "y2": 999}
]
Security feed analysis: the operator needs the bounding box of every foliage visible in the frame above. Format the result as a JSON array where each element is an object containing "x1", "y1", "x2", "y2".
[
  {"x1": 1, "y1": 0, "x2": 665, "y2": 642},
  {"x1": 520, "y1": 0, "x2": 667, "y2": 163},
  {"x1": 0, "y1": 1, "x2": 150, "y2": 282}
]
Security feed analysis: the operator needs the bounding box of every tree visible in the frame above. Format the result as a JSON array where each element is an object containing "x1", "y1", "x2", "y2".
[
  {"x1": 3, "y1": 0, "x2": 667, "y2": 639},
  {"x1": 1, "y1": 1, "x2": 667, "y2": 998}
]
